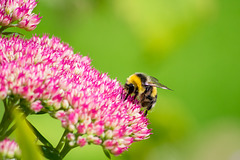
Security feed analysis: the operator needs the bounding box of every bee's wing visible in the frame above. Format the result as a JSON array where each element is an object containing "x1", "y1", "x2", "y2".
[{"x1": 147, "y1": 76, "x2": 172, "y2": 90}]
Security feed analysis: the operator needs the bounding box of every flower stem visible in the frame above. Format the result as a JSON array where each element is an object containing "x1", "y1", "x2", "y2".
[
  {"x1": 0, "y1": 99, "x2": 14, "y2": 138},
  {"x1": 0, "y1": 106, "x2": 8, "y2": 131},
  {"x1": 0, "y1": 24, "x2": 18, "y2": 35},
  {"x1": 59, "y1": 143, "x2": 73, "y2": 159},
  {"x1": 8, "y1": 24, "x2": 18, "y2": 28},
  {"x1": 0, "y1": 98, "x2": 26, "y2": 140},
  {"x1": 3, "y1": 124, "x2": 16, "y2": 139},
  {"x1": 0, "y1": 113, "x2": 14, "y2": 140},
  {"x1": 3, "y1": 98, "x2": 7, "y2": 110},
  {"x1": 56, "y1": 129, "x2": 68, "y2": 151}
]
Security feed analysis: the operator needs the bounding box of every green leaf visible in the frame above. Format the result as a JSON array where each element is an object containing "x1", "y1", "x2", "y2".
[
  {"x1": 13, "y1": 108, "x2": 43, "y2": 160},
  {"x1": 26, "y1": 120, "x2": 53, "y2": 148},
  {"x1": 2, "y1": 32, "x2": 24, "y2": 36},
  {"x1": 102, "y1": 147, "x2": 111, "y2": 160}
]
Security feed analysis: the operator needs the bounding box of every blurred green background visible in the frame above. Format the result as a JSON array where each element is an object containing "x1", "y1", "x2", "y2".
[{"x1": 1, "y1": 0, "x2": 240, "y2": 159}]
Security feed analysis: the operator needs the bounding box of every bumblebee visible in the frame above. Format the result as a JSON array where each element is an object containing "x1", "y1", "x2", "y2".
[{"x1": 124, "y1": 73, "x2": 172, "y2": 116}]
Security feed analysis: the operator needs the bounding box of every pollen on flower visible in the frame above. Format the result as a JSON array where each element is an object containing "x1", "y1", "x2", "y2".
[{"x1": 0, "y1": 35, "x2": 151, "y2": 156}]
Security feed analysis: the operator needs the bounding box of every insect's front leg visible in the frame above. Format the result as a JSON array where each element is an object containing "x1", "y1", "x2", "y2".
[
  {"x1": 124, "y1": 93, "x2": 130, "y2": 101},
  {"x1": 121, "y1": 88, "x2": 125, "y2": 100},
  {"x1": 144, "y1": 110, "x2": 148, "y2": 117},
  {"x1": 124, "y1": 83, "x2": 135, "y2": 101},
  {"x1": 133, "y1": 88, "x2": 138, "y2": 100}
]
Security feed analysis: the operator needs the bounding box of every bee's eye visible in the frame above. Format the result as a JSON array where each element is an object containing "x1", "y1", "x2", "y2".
[{"x1": 125, "y1": 83, "x2": 135, "y2": 94}]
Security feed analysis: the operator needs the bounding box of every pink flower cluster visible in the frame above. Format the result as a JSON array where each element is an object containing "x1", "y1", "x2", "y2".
[
  {"x1": 0, "y1": 138, "x2": 21, "y2": 159},
  {"x1": 0, "y1": 35, "x2": 151, "y2": 155},
  {"x1": 0, "y1": 0, "x2": 41, "y2": 31}
]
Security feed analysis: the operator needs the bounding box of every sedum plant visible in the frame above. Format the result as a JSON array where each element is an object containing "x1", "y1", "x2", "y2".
[{"x1": 0, "y1": 0, "x2": 151, "y2": 159}]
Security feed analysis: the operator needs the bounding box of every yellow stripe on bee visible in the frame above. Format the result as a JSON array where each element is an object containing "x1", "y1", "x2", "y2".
[
  {"x1": 127, "y1": 74, "x2": 145, "y2": 94},
  {"x1": 151, "y1": 87, "x2": 157, "y2": 97}
]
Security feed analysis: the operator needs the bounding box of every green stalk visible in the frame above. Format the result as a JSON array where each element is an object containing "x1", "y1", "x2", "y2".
[
  {"x1": 59, "y1": 143, "x2": 74, "y2": 159},
  {"x1": 56, "y1": 129, "x2": 68, "y2": 151},
  {"x1": 1, "y1": 124, "x2": 16, "y2": 140},
  {"x1": 3, "y1": 98, "x2": 7, "y2": 110},
  {"x1": 0, "y1": 98, "x2": 14, "y2": 138},
  {"x1": 0, "y1": 107, "x2": 8, "y2": 132}
]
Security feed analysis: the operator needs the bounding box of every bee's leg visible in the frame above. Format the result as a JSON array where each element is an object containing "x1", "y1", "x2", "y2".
[
  {"x1": 132, "y1": 88, "x2": 139, "y2": 104},
  {"x1": 121, "y1": 88, "x2": 124, "y2": 100},
  {"x1": 139, "y1": 93, "x2": 145, "y2": 102},
  {"x1": 124, "y1": 93, "x2": 129, "y2": 101},
  {"x1": 144, "y1": 110, "x2": 148, "y2": 117},
  {"x1": 143, "y1": 103, "x2": 153, "y2": 117},
  {"x1": 147, "y1": 105, "x2": 153, "y2": 111},
  {"x1": 124, "y1": 83, "x2": 135, "y2": 101},
  {"x1": 134, "y1": 88, "x2": 138, "y2": 100},
  {"x1": 133, "y1": 91, "x2": 138, "y2": 100}
]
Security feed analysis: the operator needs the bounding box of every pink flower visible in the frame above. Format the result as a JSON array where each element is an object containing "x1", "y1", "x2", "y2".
[
  {"x1": 0, "y1": 35, "x2": 151, "y2": 156},
  {"x1": 111, "y1": 147, "x2": 125, "y2": 156},
  {"x1": 0, "y1": 0, "x2": 41, "y2": 30},
  {"x1": 67, "y1": 133, "x2": 75, "y2": 141},
  {"x1": 1, "y1": 15, "x2": 12, "y2": 26},
  {"x1": 87, "y1": 135, "x2": 102, "y2": 145},
  {"x1": 103, "y1": 140, "x2": 116, "y2": 150},
  {"x1": 0, "y1": 138, "x2": 21, "y2": 159},
  {"x1": 77, "y1": 136, "x2": 87, "y2": 147},
  {"x1": 12, "y1": 7, "x2": 28, "y2": 21},
  {"x1": 31, "y1": 100, "x2": 43, "y2": 113},
  {"x1": 18, "y1": 13, "x2": 41, "y2": 31}
]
